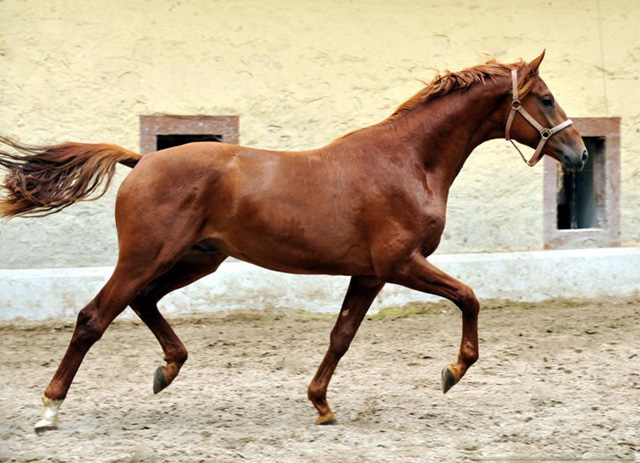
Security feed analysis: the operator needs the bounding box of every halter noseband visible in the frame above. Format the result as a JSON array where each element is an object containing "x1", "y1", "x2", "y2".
[{"x1": 505, "y1": 69, "x2": 573, "y2": 167}]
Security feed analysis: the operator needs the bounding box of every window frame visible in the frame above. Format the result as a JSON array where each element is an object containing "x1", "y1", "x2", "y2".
[
  {"x1": 543, "y1": 117, "x2": 621, "y2": 249},
  {"x1": 140, "y1": 115, "x2": 239, "y2": 154}
]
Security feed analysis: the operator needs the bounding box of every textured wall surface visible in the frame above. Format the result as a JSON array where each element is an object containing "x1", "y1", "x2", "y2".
[{"x1": 0, "y1": 0, "x2": 638, "y2": 269}]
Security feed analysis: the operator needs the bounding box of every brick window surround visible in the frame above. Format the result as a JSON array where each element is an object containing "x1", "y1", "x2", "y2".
[{"x1": 140, "y1": 115, "x2": 239, "y2": 154}]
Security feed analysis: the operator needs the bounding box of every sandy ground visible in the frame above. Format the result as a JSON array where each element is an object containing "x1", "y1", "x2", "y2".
[{"x1": 0, "y1": 299, "x2": 639, "y2": 463}]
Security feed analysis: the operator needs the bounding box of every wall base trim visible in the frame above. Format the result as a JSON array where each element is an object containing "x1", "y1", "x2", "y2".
[{"x1": 2, "y1": 247, "x2": 639, "y2": 320}]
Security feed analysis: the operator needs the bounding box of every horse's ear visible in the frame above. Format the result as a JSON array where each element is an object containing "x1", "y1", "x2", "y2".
[{"x1": 529, "y1": 50, "x2": 546, "y2": 73}]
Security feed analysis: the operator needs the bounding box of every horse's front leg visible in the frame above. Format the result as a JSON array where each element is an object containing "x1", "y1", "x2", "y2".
[
  {"x1": 383, "y1": 254, "x2": 480, "y2": 393},
  {"x1": 307, "y1": 276, "x2": 385, "y2": 424}
]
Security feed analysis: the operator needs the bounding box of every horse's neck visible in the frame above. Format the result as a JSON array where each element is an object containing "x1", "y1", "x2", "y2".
[{"x1": 393, "y1": 80, "x2": 508, "y2": 192}]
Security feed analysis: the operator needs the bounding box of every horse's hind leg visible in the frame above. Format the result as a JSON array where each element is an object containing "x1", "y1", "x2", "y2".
[
  {"x1": 307, "y1": 276, "x2": 385, "y2": 424},
  {"x1": 35, "y1": 261, "x2": 163, "y2": 433},
  {"x1": 130, "y1": 250, "x2": 228, "y2": 394},
  {"x1": 35, "y1": 218, "x2": 204, "y2": 433}
]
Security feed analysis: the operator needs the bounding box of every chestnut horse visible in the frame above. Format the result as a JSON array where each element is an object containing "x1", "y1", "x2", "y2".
[{"x1": 0, "y1": 52, "x2": 587, "y2": 433}]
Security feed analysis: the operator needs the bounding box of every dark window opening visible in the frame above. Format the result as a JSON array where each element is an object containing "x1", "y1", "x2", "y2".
[
  {"x1": 556, "y1": 137, "x2": 605, "y2": 230},
  {"x1": 156, "y1": 134, "x2": 223, "y2": 151}
]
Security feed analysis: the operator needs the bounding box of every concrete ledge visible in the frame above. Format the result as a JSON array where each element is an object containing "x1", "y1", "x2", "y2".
[{"x1": 1, "y1": 247, "x2": 639, "y2": 320}]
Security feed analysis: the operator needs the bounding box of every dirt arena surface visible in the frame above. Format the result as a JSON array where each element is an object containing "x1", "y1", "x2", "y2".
[{"x1": 1, "y1": 298, "x2": 638, "y2": 463}]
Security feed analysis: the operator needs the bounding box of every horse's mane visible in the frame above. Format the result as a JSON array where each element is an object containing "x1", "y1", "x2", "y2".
[
  {"x1": 338, "y1": 59, "x2": 538, "y2": 140},
  {"x1": 387, "y1": 60, "x2": 533, "y2": 121}
]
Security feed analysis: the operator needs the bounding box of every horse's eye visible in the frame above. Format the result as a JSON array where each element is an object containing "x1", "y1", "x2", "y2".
[{"x1": 542, "y1": 96, "x2": 554, "y2": 107}]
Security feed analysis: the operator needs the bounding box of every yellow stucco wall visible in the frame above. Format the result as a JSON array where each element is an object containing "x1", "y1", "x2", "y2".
[{"x1": 1, "y1": 0, "x2": 638, "y2": 268}]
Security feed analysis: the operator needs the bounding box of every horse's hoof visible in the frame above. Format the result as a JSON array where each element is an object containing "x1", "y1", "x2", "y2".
[
  {"x1": 315, "y1": 412, "x2": 336, "y2": 425},
  {"x1": 153, "y1": 366, "x2": 169, "y2": 394},
  {"x1": 441, "y1": 365, "x2": 457, "y2": 394},
  {"x1": 33, "y1": 418, "x2": 58, "y2": 436},
  {"x1": 34, "y1": 422, "x2": 58, "y2": 435}
]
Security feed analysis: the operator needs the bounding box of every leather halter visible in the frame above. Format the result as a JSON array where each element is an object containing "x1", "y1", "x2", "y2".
[{"x1": 505, "y1": 69, "x2": 573, "y2": 167}]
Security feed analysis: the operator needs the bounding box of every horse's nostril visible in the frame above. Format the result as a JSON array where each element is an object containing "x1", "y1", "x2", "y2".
[{"x1": 581, "y1": 149, "x2": 588, "y2": 163}]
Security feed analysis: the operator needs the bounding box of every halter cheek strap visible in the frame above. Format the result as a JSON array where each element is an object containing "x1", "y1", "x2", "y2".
[{"x1": 505, "y1": 69, "x2": 573, "y2": 167}]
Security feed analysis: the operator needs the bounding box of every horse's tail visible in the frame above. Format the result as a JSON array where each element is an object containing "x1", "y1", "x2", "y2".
[{"x1": 0, "y1": 135, "x2": 142, "y2": 219}]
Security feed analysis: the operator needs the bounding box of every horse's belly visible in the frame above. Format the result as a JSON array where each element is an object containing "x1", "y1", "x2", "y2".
[
  {"x1": 211, "y1": 230, "x2": 374, "y2": 276},
  {"x1": 241, "y1": 252, "x2": 373, "y2": 276}
]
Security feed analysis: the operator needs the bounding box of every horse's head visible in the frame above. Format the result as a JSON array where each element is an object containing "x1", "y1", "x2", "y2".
[{"x1": 505, "y1": 51, "x2": 588, "y2": 171}]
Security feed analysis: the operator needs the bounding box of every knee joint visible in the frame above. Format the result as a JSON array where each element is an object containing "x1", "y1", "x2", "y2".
[{"x1": 455, "y1": 286, "x2": 479, "y2": 314}]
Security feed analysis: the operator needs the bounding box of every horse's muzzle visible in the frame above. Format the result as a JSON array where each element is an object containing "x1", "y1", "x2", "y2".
[{"x1": 563, "y1": 148, "x2": 588, "y2": 172}]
